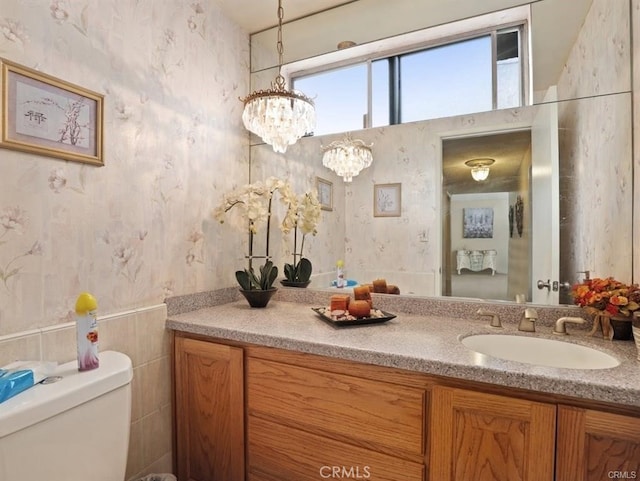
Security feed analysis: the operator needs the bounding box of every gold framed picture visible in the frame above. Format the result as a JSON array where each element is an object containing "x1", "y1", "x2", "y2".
[
  {"x1": 374, "y1": 183, "x2": 401, "y2": 217},
  {"x1": 316, "y1": 176, "x2": 333, "y2": 211},
  {"x1": 0, "y1": 57, "x2": 104, "y2": 165}
]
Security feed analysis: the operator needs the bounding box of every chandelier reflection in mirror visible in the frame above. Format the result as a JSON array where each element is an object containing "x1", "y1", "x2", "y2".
[
  {"x1": 240, "y1": 0, "x2": 316, "y2": 153},
  {"x1": 465, "y1": 158, "x2": 495, "y2": 182},
  {"x1": 322, "y1": 135, "x2": 373, "y2": 182}
]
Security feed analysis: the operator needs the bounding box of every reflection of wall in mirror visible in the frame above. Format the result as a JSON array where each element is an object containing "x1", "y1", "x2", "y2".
[
  {"x1": 555, "y1": 0, "x2": 632, "y2": 296},
  {"x1": 251, "y1": 106, "x2": 536, "y2": 285},
  {"x1": 507, "y1": 149, "x2": 531, "y2": 302},
  {"x1": 340, "y1": 106, "x2": 537, "y2": 282}
]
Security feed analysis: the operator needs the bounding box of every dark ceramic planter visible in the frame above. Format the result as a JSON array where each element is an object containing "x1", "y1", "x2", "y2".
[
  {"x1": 280, "y1": 280, "x2": 311, "y2": 288},
  {"x1": 239, "y1": 288, "x2": 278, "y2": 308},
  {"x1": 610, "y1": 317, "x2": 633, "y2": 341}
]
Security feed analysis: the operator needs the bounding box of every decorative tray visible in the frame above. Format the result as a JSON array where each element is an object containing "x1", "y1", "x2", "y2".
[{"x1": 311, "y1": 307, "x2": 397, "y2": 327}]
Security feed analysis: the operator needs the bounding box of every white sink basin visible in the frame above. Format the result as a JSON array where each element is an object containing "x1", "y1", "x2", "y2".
[{"x1": 461, "y1": 334, "x2": 620, "y2": 369}]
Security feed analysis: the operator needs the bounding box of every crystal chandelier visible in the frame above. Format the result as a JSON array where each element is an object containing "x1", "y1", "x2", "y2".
[
  {"x1": 465, "y1": 158, "x2": 495, "y2": 182},
  {"x1": 322, "y1": 135, "x2": 373, "y2": 182},
  {"x1": 240, "y1": 0, "x2": 316, "y2": 153}
]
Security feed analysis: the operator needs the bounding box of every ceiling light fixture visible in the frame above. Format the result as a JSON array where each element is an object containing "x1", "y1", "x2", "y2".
[
  {"x1": 337, "y1": 40, "x2": 357, "y2": 49},
  {"x1": 322, "y1": 135, "x2": 373, "y2": 182},
  {"x1": 465, "y1": 158, "x2": 495, "y2": 182},
  {"x1": 240, "y1": 0, "x2": 316, "y2": 153}
]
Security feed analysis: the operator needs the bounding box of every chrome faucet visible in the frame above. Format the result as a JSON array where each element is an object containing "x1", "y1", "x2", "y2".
[
  {"x1": 518, "y1": 308, "x2": 538, "y2": 332},
  {"x1": 477, "y1": 308, "x2": 502, "y2": 328},
  {"x1": 553, "y1": 316, "x2": 586, "y2": 335}
]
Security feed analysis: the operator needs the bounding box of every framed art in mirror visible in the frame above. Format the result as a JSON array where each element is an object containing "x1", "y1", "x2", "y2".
[
  {"x1": 316, "y1": 176, "x2": 333, "y2": 211},
  {"x1": 463, "y1": 207, "x2": 494, "y2": 239},
  {"x1": 374, "y1": 183, "x2": 401, "y2": 217},
  {"x1": 0, "y1": 57, "x2": 104, "y2": 166}
]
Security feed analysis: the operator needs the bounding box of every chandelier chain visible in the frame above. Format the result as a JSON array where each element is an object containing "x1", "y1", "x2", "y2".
[
  {"x1": 277, "y1": 1, "x2": 284, "y2": 65},
  {"x1": 240, "y1": 0, "x2": 316, "y2": 153},
  {"x1": 275, "y1": 0, "x2": 285, "y2": 87}
]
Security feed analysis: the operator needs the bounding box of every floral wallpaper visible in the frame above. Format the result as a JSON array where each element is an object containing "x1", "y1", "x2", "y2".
[{"x1": 0, "y1": 0, "x2": 250, "y2": 337}]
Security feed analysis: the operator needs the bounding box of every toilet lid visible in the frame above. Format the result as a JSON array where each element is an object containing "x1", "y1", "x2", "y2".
[{"x1": 0, "y1": 351, "x2": 132, "y2": 438}]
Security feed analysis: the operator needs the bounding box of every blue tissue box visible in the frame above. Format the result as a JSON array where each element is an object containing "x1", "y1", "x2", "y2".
[{"x1": 0, "y1": 368, "x2": 36, "y2": 404}]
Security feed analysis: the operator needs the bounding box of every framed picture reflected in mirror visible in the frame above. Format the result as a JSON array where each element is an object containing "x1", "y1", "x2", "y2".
[
  {"x1": 463, "y1": 207, "x2": 494, "y2": 238},
  {"x1": 316, "y1": 177, "x2": 333, "y2": 211},
  {"x1": 374, "y1": 183, "x2": 401, "y2": 217}
]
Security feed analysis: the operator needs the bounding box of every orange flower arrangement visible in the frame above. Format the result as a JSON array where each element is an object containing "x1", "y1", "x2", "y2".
[{"x1": 571, "y1": 277, "x2": 640, "y2": 318}]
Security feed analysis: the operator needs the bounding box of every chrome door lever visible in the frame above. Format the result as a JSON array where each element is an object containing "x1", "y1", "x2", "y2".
[{"x1": 537, "y1": 279, "x2": 551, "y2": 291}]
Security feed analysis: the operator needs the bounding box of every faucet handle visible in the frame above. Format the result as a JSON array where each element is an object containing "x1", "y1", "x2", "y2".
[
  {"x1": 553, "y1": 316, "x2": 586, "y2": 335},
  {"x1": 477, "y1": 308, "x2": 502, "y2": 328},
  {"x1": 577, "y1": 270, "x2": 591, "y2": 281},
  {"x1": 518, "y1": 308, "x2": 538, "y2": 332}
]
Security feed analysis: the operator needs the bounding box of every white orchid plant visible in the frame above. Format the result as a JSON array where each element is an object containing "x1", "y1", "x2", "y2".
[
  {"x1": 213, "y1": 177, "x2": 320, "y2": 290},
  {"x1": 282, "y1": 191, "x2": 321, "y2": 284}
]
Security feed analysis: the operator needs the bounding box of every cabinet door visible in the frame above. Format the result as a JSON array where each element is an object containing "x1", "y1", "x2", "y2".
[
  {"x1": 174, "y1": 337, "x2": 244, "y2": 481},
  {"x1": 556, "y1": 405, "x2": 640, "y2": 481},
  {"x1": 430, "y1": 386, "x2": 556, "y2": 481}
]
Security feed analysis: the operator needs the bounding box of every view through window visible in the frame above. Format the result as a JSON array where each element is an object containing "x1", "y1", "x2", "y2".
[{"x1": 292, "y1": 26, "x2": 523, "y2": 137}]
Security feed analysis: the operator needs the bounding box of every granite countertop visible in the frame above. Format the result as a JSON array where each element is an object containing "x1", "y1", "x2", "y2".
[{"x1": 166, "y1": 297, "x2": 640, "y2": 408}]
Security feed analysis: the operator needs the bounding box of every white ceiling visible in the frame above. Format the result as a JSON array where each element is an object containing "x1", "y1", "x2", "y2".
[
  {"x1": 443, "y1": 131, "x2": 532, "y2": 195},
  {"x1": 213, "y1": 0, "x2": 351, "y2": 33}
]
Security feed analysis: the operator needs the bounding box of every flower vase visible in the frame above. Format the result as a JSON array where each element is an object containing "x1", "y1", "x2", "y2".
[
  {"x1": 590, "y1": 314, "x2": 633, "y2": 341},
  {"x1": 239, "y1": 288, "x2": 278, "y2": 308},
  {"x1": 609, "y1": 316, "x2": 633, "y2": 341}
]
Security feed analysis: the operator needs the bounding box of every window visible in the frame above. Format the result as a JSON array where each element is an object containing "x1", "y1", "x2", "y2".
[
  {"x1": 398, "y1": 35, "x2": 494, "y2": 123},
  {"x1": 294, "y1": 63, "x2": 369, "y2": 137},
  {"x1": 290, "y1": 18, "x2": 526, "y2": 137},
  {"x1": 496, "y1": 28, "x2": 522, "y2": 109}
]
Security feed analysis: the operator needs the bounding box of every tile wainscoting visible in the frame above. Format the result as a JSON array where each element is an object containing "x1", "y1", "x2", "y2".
[{"x1": 0, "y1": 304, "x2": 173, "y2": 481}]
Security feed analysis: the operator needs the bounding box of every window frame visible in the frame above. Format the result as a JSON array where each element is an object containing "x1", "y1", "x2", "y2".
[{"x1": 283, "y1": 5, "x2": 530, "y2": 133}]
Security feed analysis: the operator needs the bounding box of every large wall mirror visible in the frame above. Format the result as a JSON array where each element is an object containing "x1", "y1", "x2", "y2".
[{"x1": 247, "y1": 0, "x2": 633, "y2": 307}]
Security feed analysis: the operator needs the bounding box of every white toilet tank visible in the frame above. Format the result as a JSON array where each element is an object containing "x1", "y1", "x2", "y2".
[{"x1": 0, "y1": 350, "x2": 133, "y2": 481}]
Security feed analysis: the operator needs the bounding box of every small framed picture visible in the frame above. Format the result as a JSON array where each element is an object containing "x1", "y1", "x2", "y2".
[
  {"x1": 463, "y1": 207, "x2": 494, "y2": 238},
  {"x1": 316, "y1": 177, "x2": 333, "y2": 211},
  {"x1": 374, "y1": 183, "x2": 401, "y2": 217},
  {"x1": 0, "y1": 57, "x2": 104, "y2": 165}
]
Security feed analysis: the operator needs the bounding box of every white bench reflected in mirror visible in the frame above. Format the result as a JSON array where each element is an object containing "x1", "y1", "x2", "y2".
[{"x1": 456, "y1": 249, "x2": 497, "y2": 275}]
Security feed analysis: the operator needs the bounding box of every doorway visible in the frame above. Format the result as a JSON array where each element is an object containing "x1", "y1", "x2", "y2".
[{"x1": 441, "y1": 129, "x2": 532, "y2": 302}]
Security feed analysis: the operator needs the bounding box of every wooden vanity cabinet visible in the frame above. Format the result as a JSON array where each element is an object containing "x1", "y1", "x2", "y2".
[
  {"x1": 556, "y1": 405, "x2": 640, "y2": 481},
  {"x1": 430, "y1": 386, "x2": 556, "y2": 481},
  {"x1": 174, "y1": 336, "x2": 245, "y2": 481},
  {"x1": 173, "y1": 333, "x2": 640, "y2": 481}
]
